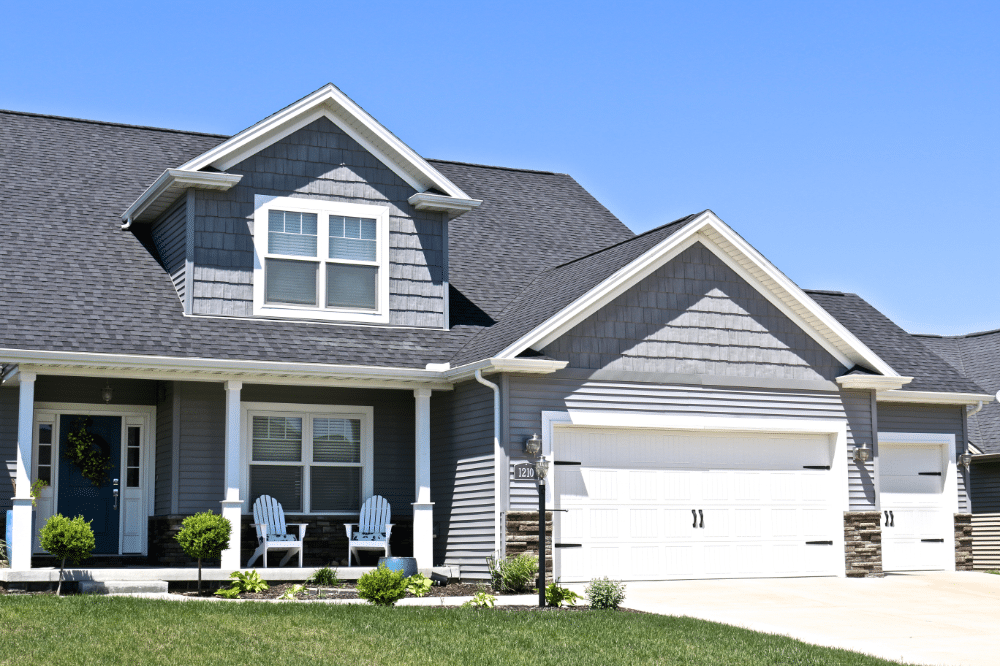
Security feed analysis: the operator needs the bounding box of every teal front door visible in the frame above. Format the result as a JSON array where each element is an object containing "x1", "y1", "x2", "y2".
[{"x1": 58, "y1": 415, "x2": 121, "y2": 554}]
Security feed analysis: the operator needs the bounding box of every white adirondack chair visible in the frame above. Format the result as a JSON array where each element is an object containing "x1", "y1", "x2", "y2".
[
  {"x1": 344, "y1": 495, "x2": 393, "y2": 566},
  {"x1": 247, "y1": 495, "x2": 308, "y2": 567}
]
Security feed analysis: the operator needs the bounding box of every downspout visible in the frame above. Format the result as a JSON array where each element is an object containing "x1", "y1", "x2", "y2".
[
  {"x1": 967, "y1": 401, "x2": 986, "y2": 418},
  {"x1": 475, "y1": 368, "x2": 503, "y2": 557}
]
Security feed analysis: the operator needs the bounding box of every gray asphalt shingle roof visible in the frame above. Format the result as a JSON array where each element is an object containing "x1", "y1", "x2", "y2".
[
  {"x1": 805, "y1": 290, "x2": 986, "y2": 394},
  {"x1": 0, "y1": 110, "x2": 633, "y2": 369},
  {"x1": 918, "y1": 330, "x2": 1000, "y2": 453}
]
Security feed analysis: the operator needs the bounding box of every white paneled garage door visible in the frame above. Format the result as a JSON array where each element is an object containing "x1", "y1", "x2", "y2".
[
  {"x1": 880, "y1": 442, "x2": 952, "y2": 572},
  {"x1": 553, "y1": 427, "x2": 841, "y2": 582}
]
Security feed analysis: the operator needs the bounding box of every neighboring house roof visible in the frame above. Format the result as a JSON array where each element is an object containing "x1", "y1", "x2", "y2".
[
  {"x1": 0, "y1": 109, "x2": 632, "y2": 369},
  {"x1": 806, "y1": 290, "x2": 986, "y2": 395},
  {"x1": 917, "y1": 330, "x2": 1000, "y2": 453}
]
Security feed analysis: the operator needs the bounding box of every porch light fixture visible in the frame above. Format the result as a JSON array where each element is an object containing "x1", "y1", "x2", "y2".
[
  {"x1": 960, "y1": 452, "x2": 973, "y2": 472},
  {"x1": 853, "y1": 443, "x2": 871, "y2": 463},
  {"x1": 101, "y1": 381, "x2": 113, "y2": 404},
  {"x1": 524, "y1": 433, "x2": 542, "y2": 456},
  {"x1": 534, "y1": 456, "x2": 550, "y2": 481}
]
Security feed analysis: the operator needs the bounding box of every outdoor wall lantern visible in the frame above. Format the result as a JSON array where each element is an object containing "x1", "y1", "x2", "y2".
[
  {"x1": 960, "y1": 452, "x2": 973, "y2": 472},
  {"x1": 853, "y1": 443, "x2": 872, "y2": 463},
  {"x1": 524, "y1": 433, "x2": 542, "y2": 456},
  {"x1": 101, "y1": 381, "x2": 113, "y2": 404},
  {"x1": 534, "y1": 456, "x2": 550, "y2": 481}
]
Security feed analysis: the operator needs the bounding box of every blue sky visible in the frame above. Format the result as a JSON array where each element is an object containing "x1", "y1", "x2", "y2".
[{"x1": 2, "y1": 1, "x2": 996, "y2": 335}]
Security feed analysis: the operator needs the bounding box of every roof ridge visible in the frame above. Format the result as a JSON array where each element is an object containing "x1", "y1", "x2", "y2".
[
  {"x1": 804, "y1": 289, "x2": 849, "y2": 297},
  {"x1": 0, "y1": 109, "x2": 230, "y2": 139},
  {"x1": 427, "y1": 158, "x2": 563, "y2": 176},
  {"x1": 551, "y1": 212, "x2": 702, "y2": 270},
  {"x1": 913, "y1": 327, "x2": 1000, "y2": 340}
]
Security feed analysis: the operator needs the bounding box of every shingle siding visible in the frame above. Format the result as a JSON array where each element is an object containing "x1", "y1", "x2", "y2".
[
  {"x1": 544, "y1": 243, "x2": 846, "y2": 381},
  {"x1": 507, "y1": 376, "x2": 877, "y2": 511},
  {"x1": 877, "y1": 402, "x2": 970, "y2": 512},
  {"x1": 190, "y1": 117, "x2": 447, "y2": 327},
  {"x1": 150, "y1": 198, "x2": 188, "y2": 306},
  {"x1": 430, "y1": 380, "x2": 496, "y2": 579}
]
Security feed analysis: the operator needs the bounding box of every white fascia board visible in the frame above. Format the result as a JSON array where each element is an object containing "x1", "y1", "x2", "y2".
[
  {"x1": 877, "y1": 390, "x2": 996, "y2": 405},
  {"x1": 0, "y1": 348, "x2": 453, "y2": 390},
  {"x1": 177, "y1": 84, "x2": 470, "y2": 200},
  {"x1": 121, "y1": 170, "x2": 242, "y2": 226},
  {"x1": 444, "y1": 357, "x2": 568, "y2": 383},
  {"x1": 495, "y1": 211, "x2": 895, "y2": 376},
  {"x1": 836, "y1": 375, "x2": 913, "y2": 391},
  {"x1": 408, "y1": 192, "x2": 483, "y2": 218}
]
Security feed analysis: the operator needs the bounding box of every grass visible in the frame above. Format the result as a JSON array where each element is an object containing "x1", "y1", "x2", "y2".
[{"x1": 0, "y1": 596, "x2": 911, "y2": 666}]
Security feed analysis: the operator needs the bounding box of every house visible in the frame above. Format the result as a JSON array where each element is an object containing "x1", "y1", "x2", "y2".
[
  {"x1": 917, "y1": 330, "x2": 1000, "y2": 569},
  {"x1": 1, "y1": 84, "x2": 993, "y2": 582}
]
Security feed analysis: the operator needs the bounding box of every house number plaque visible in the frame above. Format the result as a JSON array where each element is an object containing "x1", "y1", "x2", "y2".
[{"x1": 512, "y1": 462, "x2": 536, "y2": 480}]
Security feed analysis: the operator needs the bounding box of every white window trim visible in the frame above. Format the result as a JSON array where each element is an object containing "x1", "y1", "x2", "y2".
[
  {"x1": 240, "y1": 402, "x2": 374, "y2": 515},
  {"x1": 252, "y1": 194, "x2": 391, "y2": 323}
]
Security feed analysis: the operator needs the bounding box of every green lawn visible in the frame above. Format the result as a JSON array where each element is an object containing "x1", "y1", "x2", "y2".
[{"x1": 0, "y1": 596, "x2": 910, "y2": 666}]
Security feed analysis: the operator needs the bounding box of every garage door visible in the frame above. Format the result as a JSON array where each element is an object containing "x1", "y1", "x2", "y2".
[
  {"x1": 880, "y1": 443, "x2": 952, "y2": 572},
  {"x1": 553, "y1": 427, "x2": 841, "y2": 582}
]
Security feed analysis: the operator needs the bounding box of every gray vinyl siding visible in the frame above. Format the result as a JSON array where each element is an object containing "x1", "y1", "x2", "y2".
[
  {"x1": 240, "y1": 384, "x2": 415, "y2": 515},
  {"x1": 430, "y1": 380, "x2": 495, "y2": 579},
  {"x1": 877, "y1": 402, "x2": 969, "y2": 513},
  {"x1": 543, "y1": 243, "x2": 846, "y2": 382},
  {"x1": 190, "y1": 116, "x2": 447, "y2": 327},
  {"x1": 154, "y1": 382, "x2": 174, "y2": 515},
  {"x1": 0, "y1": 387, "x2": 17, "y2": 530},
  {"x1": 506, "y1": 376, "x2": 876, "y2": 511},
  {"x1": 176, "y1": 382, "x2": 225, "y2": 514},
  {"x1": 971, "y1": 462, "x2": 1000, "y2": 514},
  {"x1": 150, "y1": 197, "x2": 188, "y2": 306},
  {"x1": 33, "y1": 376, "x2": 158, "y2": 406}
]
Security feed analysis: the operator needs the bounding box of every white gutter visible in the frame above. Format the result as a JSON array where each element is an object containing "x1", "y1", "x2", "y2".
[
  {"x1": 968, "y1": 400, "x2": 987, "y2": 417},
  {"x1": 836, "y1": 375, "x2": 913, "y2": 391},
  {"x1": 475, "y1": 369, "x2": 504, "y2": 557},
  {"x1": 120, "y1": 170, "x2": 243, "y2": 227},
  {"x1": 877, "y1": 390, "x2": 996, "y2": 405}
]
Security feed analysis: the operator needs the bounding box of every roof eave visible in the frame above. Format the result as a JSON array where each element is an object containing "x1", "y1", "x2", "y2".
[
  {"x1": 121, "y1": 169, "x2": 242, "y2": 227},
  {"x1": 408, "y1": 192, "x2": 483, "y2": 219},
  {"x1": 836, "y1": 375, "x2": 913, "y2": 391},
  {"x1": 876, "y1": 389, "x2": 996, "y2": 405}
]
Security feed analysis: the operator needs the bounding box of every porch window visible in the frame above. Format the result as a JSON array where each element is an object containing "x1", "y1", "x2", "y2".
[
  {"x1": 252, "y1": 195, "x2": 389, "y2": 323},
  {"x1": 247, "y1": 406, "x2": 371, "y2": 514}
]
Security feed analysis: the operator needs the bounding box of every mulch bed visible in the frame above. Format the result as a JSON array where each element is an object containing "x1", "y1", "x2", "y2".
[{"x1": 178, "y1": 582, "x2": 517, "y2": 600}]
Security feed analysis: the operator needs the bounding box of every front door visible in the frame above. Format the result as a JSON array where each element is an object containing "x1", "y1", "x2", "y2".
[{"x1": 57, "y1": 415, "x2": 122, "y2": 555}]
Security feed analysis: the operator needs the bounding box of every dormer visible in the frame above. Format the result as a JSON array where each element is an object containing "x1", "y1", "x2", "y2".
[{"x1": 123, "y1": 84, "x2": 481, "y2": 328}]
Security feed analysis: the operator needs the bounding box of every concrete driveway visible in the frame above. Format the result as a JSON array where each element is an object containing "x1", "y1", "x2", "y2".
[{"x1": 610, "y1": 572, "x2": 999, "y2": 666}]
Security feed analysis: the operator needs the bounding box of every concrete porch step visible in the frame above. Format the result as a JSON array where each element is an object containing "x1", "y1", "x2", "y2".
[{"x1": 79, "y1": 580, "x2": 169, "y2": 595}]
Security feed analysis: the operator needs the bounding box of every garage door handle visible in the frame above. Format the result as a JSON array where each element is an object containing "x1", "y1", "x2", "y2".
[
  {"x1": 884, "y1": 511, "x2": 890, "y2": 527},
  {"x1": 918, "y1": 472, "x2": 941, "y2": 476},
  {"x1": 805, "y1": 541, "x2": 833, "y2": 545},
  {"x1": 890, "y1": 511, "x2": 894, "y2": 527},
  {"x1": 803, "y1": 465, "x2": 830, "y2": 470},
  {"x1": 692, "y1": 509, "x2": 698, "y2": 528},
  {"x1": 699, "y1": 509, "x2": 704, "y2": 529},
  {"x1": 921, "y1": 539, "x2": 944, "y2": 543}
]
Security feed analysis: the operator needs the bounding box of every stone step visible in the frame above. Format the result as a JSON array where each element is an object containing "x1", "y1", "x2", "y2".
[{"x1": 78, "y1": 580, "x2": 169, "y2": 595}]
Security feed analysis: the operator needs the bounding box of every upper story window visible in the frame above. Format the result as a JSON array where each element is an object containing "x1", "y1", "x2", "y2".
[{"x1": 252, "y1": 195, "x2": 390, "y2": 323}]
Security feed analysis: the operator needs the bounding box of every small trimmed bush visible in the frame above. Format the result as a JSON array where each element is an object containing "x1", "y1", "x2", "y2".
[
  {"x1": 545, "y1": 581, "x2": 582, "y2": 607},
  {"x1": 214, "y1": 569, "x2": 268, "y2": 598},
  {"x1": 585, "y1": 577, "x2": 626, "y2": 610},
  {"x1": 174, "y1": 512, "x2": 231, "y2": 592},
  {"x1": 39, "y1": 514, "x2": 95, "y2": 594},
  {"x1": 356, "y1": 564, "x2": 408, "y2": 606},
  {"x1": 405, "y1": 572, "x2": 433, "y2": 597},
  {"x1": 487, "y1": 552, "x2": 538, "y2": 594},
  {"x1": 463, "y1": 589, "x2": 496, "y2": 608}
]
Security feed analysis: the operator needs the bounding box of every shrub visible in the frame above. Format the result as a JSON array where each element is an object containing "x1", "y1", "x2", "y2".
[
  {"x1": 405, "y1": 572, "x2": 433, "y2": 597},
  {"x1": 39, "y1": 514, "x2": 95, "y2": 594},
  {"x1": 214, "y1": 586, "x2": 240, "y2": 599},
  {"x1": 487, "y1": 552, "x2": 538, "y2": 594},
  {"x1": 356, "y1": 564, "x2": 408, "y2": 606},
  {"x1": 585, "y1": 577, "x2": 626, "y2": 610},
  {"x1": 213, "y1": 569, "x2": 269, "y2": 598},
  {"x1": 280, "y1": 584, "x2": 306, "y2": 600},
  {"x1": 308, "y1": 566, "x2": 340, "y2": 587},
  {"x1": 0, "y1": 538, "x2": 8, "y2": 569},
  {"x1": 174, "y1": 512, "x2": 231, "y2": 592},
  {"x1": 463, "y1": 589, "x2": 496, "y2": 609},
  {"x1": 545, "y1": 581, "x2": 582, "y2": 607}
]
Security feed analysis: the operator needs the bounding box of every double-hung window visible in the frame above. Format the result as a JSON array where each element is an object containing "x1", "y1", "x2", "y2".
[
  {"x1": 243, "y1": 403, "x2": 373, "y2": 514},
  {"x1": 252, "y1": 195, "x2": 389, "y2": 323}
]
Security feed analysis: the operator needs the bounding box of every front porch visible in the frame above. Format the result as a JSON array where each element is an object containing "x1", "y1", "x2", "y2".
[{"x1": 3, "y1": 367, "x2": 448, "y2": 574}]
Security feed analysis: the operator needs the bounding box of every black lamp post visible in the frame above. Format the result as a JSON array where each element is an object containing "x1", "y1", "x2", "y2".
[{"x1": 535, "y1": 455, "x2": 550, "y2": 608}]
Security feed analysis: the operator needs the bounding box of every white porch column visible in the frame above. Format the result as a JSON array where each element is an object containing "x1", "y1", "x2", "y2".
[
  {"x1": 220, "y1": 380, "x2": 242, "y2": 570},
  {"x1": 413, "y1": 388, "x2": 434, "y2": 571},
  {"x1": 10, "y1": 371, "x2": 36, "y2": 571}
]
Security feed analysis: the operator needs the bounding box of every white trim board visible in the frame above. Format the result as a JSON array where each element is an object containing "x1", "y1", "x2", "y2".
[
  {"x1": 497, "y1": 211, "x2": 899, "y2": 378},
  {"x1": 178, "y1": 84, "x2": 473, "y2": 203}
]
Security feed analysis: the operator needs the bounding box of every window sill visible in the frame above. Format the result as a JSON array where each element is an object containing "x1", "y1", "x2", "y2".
[{"x1": 253, "y1": 304, "x2": 390, "y2": 324}]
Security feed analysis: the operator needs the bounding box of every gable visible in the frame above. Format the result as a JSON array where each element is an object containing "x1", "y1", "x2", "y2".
[
  {"x1": 542, "y1": 242, "x2": 848, "y2": 382},
  {"x1": 186, "y1": 116, "x2": 447, "y2": 327}
]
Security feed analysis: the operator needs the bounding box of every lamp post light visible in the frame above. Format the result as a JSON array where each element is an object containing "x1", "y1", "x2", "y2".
[{"x1": 534, "y1": 455, "x2": 550, "y2": 608}]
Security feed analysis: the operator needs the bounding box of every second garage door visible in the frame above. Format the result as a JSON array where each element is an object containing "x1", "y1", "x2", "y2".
[{"x1": 553, "y1": 426, "x2": 842, "y2": 582}]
